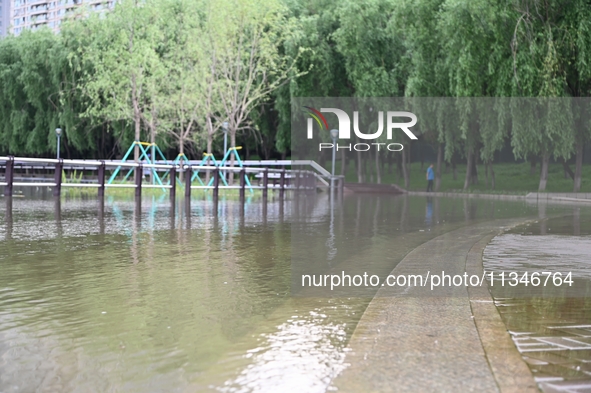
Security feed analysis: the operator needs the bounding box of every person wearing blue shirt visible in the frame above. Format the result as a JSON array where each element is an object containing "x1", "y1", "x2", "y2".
[{"x1": 426, "y1": 164, "x2": 434, "y2": 192}]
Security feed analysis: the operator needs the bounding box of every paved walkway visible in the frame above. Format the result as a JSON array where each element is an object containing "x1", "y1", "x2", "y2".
[{"x1": 331, "y1": 220, "x2": 539, "y2": 393}]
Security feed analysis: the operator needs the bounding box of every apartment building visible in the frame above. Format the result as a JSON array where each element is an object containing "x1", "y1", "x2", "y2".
[
  {"x1": 0, "y1": 0, "x2": 113, "y2": 37},
  {"x1": 0, "y1": 0, "x2": 11, "y2": 36}
]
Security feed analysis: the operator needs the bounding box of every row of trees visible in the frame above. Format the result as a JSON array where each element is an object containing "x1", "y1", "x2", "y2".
[
  {"x1": 1, "y1": 0, "x2": 591, "y2": 191},
  {"x1": 0, "y1": 0, "x2": 300, "y2": 164}
]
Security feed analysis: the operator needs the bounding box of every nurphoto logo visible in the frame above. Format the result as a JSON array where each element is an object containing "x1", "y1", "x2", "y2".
[{"x1": 303, "y1": 107, "x2": 418, "y2": 152}]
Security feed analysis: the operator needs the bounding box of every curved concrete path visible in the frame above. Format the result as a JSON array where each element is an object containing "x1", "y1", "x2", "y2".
[{"x1": 331, "y1": 219, "x2": 539, "y2": 393}]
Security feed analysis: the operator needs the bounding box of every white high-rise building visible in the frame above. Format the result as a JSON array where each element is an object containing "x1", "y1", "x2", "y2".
[
  {"x1": 0, "y1": 0, "x2": 11, "y2": 36},
  {"x1": 1, "y1": 0, "x2": 113, "y2": 37}
]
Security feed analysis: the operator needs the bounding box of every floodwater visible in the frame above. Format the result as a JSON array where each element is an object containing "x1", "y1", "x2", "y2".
[
  {"x1": 484, "y1": 212, "x2": 591, "y2": 392},
  {"x1": 0, "y1": 191, "x2": 589, "y2": 392}
]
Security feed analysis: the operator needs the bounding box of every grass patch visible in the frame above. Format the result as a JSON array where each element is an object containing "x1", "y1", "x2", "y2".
[
  {"x1": 61, "y1": 181, "x2": 267, "y2": 199},
  {"x1": 335, "y1": 161, "x2": 591, "y2": 194}
]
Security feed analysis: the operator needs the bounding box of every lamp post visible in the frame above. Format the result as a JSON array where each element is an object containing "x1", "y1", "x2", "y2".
[
  {"x1": 55, "y1": 128, "x2": 62, "y2": 159},
  {"x1": 330, "y1": 129, "x2": 338, "y2": 190}
]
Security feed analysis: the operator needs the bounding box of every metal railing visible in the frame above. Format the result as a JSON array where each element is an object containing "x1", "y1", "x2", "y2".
[{"x1": 0, "y1": 156, "x2": 333, "y2": 199}]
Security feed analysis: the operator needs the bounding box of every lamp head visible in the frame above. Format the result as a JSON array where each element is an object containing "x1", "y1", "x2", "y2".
[
  {"x1": 330, "y1": 129, "x2": 339, "y2": 140},
  {"x1": 55, "y1": 128, "x2": 62, "y2": 137},
  {"x1": 222, "y1": 122, "x2": 229, "y2": 133}
]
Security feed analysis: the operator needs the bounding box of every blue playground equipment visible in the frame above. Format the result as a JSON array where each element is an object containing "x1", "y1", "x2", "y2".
[
  {"x1": 190, "y1": 147, "x2": 253, "y2": 193},
  {"x1": 208, "y1": 147, "x2": 253, "y2": 193},
  {"x1": 162, "y1": 153, "x2": 191, "y2": 187},
  {"x1": 107, "y1": 141, "x2": 253, "y2": 194},
  {"x1": 190, "y1": 153, "x2": 228, "y2": 186},
  {"x1": 107, "y1": 141, "x2": 172, "y2": 191}
]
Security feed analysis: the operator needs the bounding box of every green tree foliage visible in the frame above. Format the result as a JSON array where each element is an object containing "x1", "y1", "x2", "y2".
[{"x1": 0, "y1": 0, "x2": 590, "y2": 191}]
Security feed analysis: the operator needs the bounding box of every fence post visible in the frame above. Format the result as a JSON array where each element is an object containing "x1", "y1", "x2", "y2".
[
  {"x1": 239, "y1": 169, "x2": 246, "y2": 201},
  {"x1": 98, "y1": 161, "x2": 105, "y2": 198},
  {"x1": 262, "y1": 169, "x2": 268, "y2": 199},
  {"x1": 135, "y1": 164, "x2": 142, "y2": 199},
  {"x1": 53, "y1": 159, "x2": 63, "y2": 197},
  {"x1": 170, "y1": 166, "x2": 177, "y2": 200},
  {"x1": 213, "y1": 168, "x2": 220, "y2": 199},
  {"x1": 279, "y1": 169, "x2": 286, "y2": 198},
  {"x1": 5, "y1": 156, "x2": 14, "y2": 197},
  {"x1": 185, "y1": 165, "x2": 192, "y2": 198}
]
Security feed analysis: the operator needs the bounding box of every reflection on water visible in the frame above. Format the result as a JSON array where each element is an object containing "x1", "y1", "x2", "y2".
[
  {"x1": 484, "y1": 213, "x2": 591, "y2": 391},
  {"x1": 219, "y1": 299, "x2": 355, "y2": 393},
  {"x1": 0, "y1": 193, "x2": 589, "y2": 392}
]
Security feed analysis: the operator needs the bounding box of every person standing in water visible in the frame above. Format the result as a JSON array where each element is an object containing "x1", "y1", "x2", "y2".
[{"x1": 426, "y1": 163, "x2": 434, "y2": 192}]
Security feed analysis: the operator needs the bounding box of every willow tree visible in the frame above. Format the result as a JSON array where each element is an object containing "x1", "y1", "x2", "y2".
[
  {"x1": 438, "y1": 0, "x2": 513, "y2": 190},
  {"x1": 395, "y1": 0, "x2": 449, "y2": 189},
  {"x1": 78, "y1": 0, "x2": 165, "y2": 162},
  {"x1": 561, "y1": 0, "x2": 591, "y2": 191},
  {"x1": 333, "y1": 0, "x2": 409, "y2": 184},
  {"x1": 0, "y1": 30, "x2": 62, "y2": 155},
  {"x1": 509, "y1": 0, "x2": 589, "y2": 191},
  {"x1": 282, "y1": 0, "x2": 351, "y2": 170},
  {"x1": 203, "y1": 0, "x2": 300, "y2": 182},
  {"x1": 155, "y1": 0, "x2": 210, "y2": 161}
]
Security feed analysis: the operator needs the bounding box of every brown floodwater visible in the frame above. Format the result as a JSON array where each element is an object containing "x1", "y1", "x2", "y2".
[{"x1": 0, "y1": 191, "x2": 589, "y2": 392}]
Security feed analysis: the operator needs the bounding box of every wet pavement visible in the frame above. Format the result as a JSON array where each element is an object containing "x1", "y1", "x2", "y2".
[
  {"x1": 485, "y1": 214, "x2": 591, "y2": 393},
  {"x1": 332, "y1": 220, "x2": 538, "y2": 393}
]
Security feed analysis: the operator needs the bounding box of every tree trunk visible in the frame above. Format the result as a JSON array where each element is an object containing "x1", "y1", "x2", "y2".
[
  {"x1": 538, "y1": 152, "x2": 549, "y2": 191},
  {"x1": 131, "y1": 73, "x2": 141, "y2": 164},
  {"x1": 471, "y1": 155, "x2": 478, "y2": 185},
  {"x1": 388, "y1": 152, "x2": 393, "y2": 175},
  {"x1": 562, "y1": 158, "x2": 574, "y2": 180},
  {"x1": 463, "y1": 150, "x2": 473, "y2": 190},
  {"x1": 229, "y1": 131, "x2": 236, "y2": 185},
  {"x1": 134, "y1": 113, "x2": 141, "y2": 162},
  {"x1": 529, "y1": 155, "x2": 537, "y2": 176},
  {"x1": 401, "y1": 147, "x2": 409, "y2": 189},
  {"x1": 490, "y1": 162, "x2": 496, "y2": 190},
  {"x1": 407, "y1": 143, "x2": 411, "y2": 178},
  {"x1": 375, "y1": 149, "x2": 381, "y2": 184},
  {"x1": 178, "y1": 138, "x2": 184, "y2": 183},
  {"x1": 574, "y1": 143, "x2": 583, "y2": 192},
  {"x1": 435, "y1": 144, "x2": 442, "y2": 191},
  {"x1": 484, "y1": 162, "x2": 489, "y2": 188},
  {"x1": 206, "y1": 129, "x2": 213, "y2": 184},
  {"x1": 356, "y1": 148, "x2": 363, "y2": 183},
  {"x1": 368, "y1": 152, "x2": 374, "y2": 183},
  {"x1": 150, "y1": 122, "x2": 156, "y2": 184},
  {"x1": 396, "y1": 153, "x2": 403, "y2": 182}
]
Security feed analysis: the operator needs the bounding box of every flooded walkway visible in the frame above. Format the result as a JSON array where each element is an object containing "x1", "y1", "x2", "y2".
[
  {"x1": 484, "y1": 216, "x2": 591, "y2": 393},
  {"x1": 332, "y1": 219, "x2": 538, "y2": 393}
]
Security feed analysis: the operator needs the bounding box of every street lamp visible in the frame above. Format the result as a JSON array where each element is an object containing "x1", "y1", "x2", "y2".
[
  {"x1": 330, "y1": 129, "x2": 338, "y2": 189},
  {"x1": 222, "y1": 121, "x2": 229, "y2": 159},
  {"x1": 55, "y1": 128, "x2": 62, "y2": 159}
]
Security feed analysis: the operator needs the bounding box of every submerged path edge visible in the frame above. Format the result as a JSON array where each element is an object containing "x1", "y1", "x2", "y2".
[
  {"x1": 465, "y1": 231, "x2": 538, "y2": 393},
  {"x1": 331, "y1": 219, "x2": 538, "y2": 393}
]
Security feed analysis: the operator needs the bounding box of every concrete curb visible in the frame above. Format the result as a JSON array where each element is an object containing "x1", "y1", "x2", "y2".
[
  {"x1": 409, "y1": 191, "x2": 526, "y2": 200},
  {"x1": 466, "y1": 234, "x2": 538, "y2": 393},
  {"x1": 408, "y1": 190, "x2": 591, "y2": 204}
]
